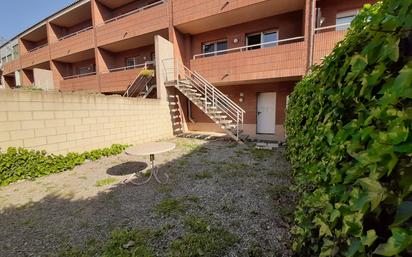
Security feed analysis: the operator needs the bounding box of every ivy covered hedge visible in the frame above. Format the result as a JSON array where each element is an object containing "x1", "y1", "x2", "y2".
[
  {"x1": 0, "y1": 144, "x2": 128, "y2": 186},
  {"x1": 286, "y1": 0, "x2": 412, "y2": 256}
]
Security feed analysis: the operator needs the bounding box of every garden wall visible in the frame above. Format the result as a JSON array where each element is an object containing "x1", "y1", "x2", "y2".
[{"x1": 0, "y1": 90, "x2": 174, "y2": 154}]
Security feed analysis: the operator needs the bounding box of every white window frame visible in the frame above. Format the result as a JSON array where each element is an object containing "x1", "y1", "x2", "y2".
[
  {"x1": 246, "y1": 30, "x2": 279, "y2": 50},
  {"x1": 336, "y1": 9, "x2": 359, "y2": 31},
  {"x1": 201, "y1": 40, "x2": 228, "y2": 57}
]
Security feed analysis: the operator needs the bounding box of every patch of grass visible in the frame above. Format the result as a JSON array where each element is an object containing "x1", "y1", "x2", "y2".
[
  {"x1": 102, "y1": 229, "x2": 154, "y2": 257},
  {"x1": 246, "y1": 243, "x2": 264, "y2": 257},
  {"x1": 95, "y1": 178, "x2": 118, "y2": 187},
  {"x1": 251, "y1": 148, "x2": 273, "y2": 161},
  {"x1": 154, "y1": 196, "x2": 199, "y2": 216},
  {"x1": 266, "y1": 184, "x2": 290, "y2": 200},
  {"x1": 156, "y1": 184, "x2": 173, "y2": 194},
  {"x1": 78, "y1": 176, "x2": 88, "y2": 180},
  {"x1": 192, "y1": 171, "x2": 213, "y2": 180},
  {"x1": 169, "y1": 216, "x2": 238, "y2": 257},
  {"x1": 266, "y1": 169, "x2": 290, "y2": 179}
]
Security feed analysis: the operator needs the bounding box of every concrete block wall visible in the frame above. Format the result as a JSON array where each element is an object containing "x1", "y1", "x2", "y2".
[{"x1": 0, "y1": 90, "x2": 173, "y2": 154}]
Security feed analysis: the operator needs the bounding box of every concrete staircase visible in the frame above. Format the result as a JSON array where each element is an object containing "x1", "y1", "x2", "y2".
[{"x1": 163, "y1": 59, "x2": 245, "y2": 142}]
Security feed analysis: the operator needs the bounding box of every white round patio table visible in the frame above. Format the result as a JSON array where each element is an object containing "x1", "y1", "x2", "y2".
[{"x1": 124, "y1": 142, "x2": 176, "y2": 185}]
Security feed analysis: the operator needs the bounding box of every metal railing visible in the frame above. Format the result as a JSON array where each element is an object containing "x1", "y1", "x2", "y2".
[
  {"x1": 314, "y1": 22, "x2": 351, "y2": 33},
  {"x1": 123, "y1": 74, "x2": 154, "y2": 97},
  {"x1": 63, "y1": 71, "x2": 96, "y2": 80},
  {"x1": 193, "y1": 36, "x2": 305, "y2": 59},
  {"x1": 104, "y1": 0, "x2": 165, "y2": 24},
  {"x1": 162, "y1": 58, "x2": 245, "y2": 139},
  {"x1": 28, "y1": 43, "x2": 48, "y2": 53},
  {"x1": 58, "y1": 26, "x2": 93, "y2": 41},
  {"x1": 107, "y1": 61, "x2": 154, "y2": 73}
]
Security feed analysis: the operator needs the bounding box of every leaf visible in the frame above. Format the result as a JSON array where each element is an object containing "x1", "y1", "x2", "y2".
[
  {"x1": 362, "y1": 229, "x2": 378, "y2": 247},
  {"x1": 373, "y1": 228, "x2": 412, "y2": 256},
  {"x1": 392, "y1": 201, "x2": 412, "y2": 226},
  {"x1": 344, "y1": 239, "x2": 362, "y2": 257},
  {"x1": 357, "y1": 178, "x2": 387, "y2": 211}
]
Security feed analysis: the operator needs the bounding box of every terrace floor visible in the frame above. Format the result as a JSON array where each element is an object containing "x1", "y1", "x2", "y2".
[{"x1": 0, "y1": 138, "x2": 295, "y2": 257}]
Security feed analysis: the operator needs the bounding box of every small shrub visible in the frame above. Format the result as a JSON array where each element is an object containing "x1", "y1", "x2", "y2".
[
  {"x1": 0, "y1": 144, "x2": 128, "y2": 186},
  {"x1": 286, "y1": 0, "x2": 412, "y2": 256}
]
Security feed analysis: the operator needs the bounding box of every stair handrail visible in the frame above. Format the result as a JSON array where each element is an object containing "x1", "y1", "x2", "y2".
[
  {"x1": 163, "y1": 58, "x2": 245, "y2": 137},
  {"x1": 123, "y1": 61, "x2": 155, "y2": 97}
]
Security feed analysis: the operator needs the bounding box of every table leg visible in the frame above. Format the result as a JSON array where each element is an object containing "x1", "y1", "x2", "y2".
[
  {"x1": 151, "y1": 154, "x2": 169, "y2": 184},
  {"x1": 124, "y1": 154, "x2": 168, "y2": 185}
]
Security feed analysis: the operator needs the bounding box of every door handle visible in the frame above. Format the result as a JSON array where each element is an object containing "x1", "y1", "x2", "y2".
[{"x1": 258, "y1": 111, "x2": 262, "y2": 115}]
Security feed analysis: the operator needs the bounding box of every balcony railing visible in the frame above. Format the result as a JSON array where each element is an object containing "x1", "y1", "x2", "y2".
[
  {"x1": 58, "y1": 26, "x2": 93, "y2": 41},
  {"x1": 105, "y1": 61, "x2": 155, "y2": 73},
  {"x1": 28, "y1": 43, "x2": 48, "y2": 53},
  {"x1": 314, "y1": 23, "x2": 351, "y2": 33},
  {"x1": 103, "y1": 0, "x2": 165, "y2": 24},
  {"x1": 63, "y1": 71, "x2": 96, "y2": 80},
  {"x1": 193, "y1": 36, "x2": 305, "y2": 59}
]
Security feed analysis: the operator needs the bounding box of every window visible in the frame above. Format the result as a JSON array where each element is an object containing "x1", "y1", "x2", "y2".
[
  {"x1": 79, "y1": 65, "x2": 94, "y2": 75},
  {"x1": 12, "y1": 45, "x2": 19, "y2": 59},
  {"x1": 126, "y1": 57, "x2": 139, "y2": 69},
  {"x1": 6, "y1": 54, "x2": 12, "y2": 62},
  {"x1": 246, "y1": 31, "x2": 278, "y2": 50},
  {"x1": 336, "y1": 9, "x2": 359, "y2": 31},
  {"x1": 1, "y1": 57, "x2": 6, "y2": 65},
  {"x1": 201, "y1": 40, "x2": 228, "y2": 57}
]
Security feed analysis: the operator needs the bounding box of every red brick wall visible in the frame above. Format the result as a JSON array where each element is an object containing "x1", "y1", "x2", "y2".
[
  {"x1": 187, "y1": 82, "x2": 295, "y2": 125},
  {"x1": 190, "y1": 11, "x2": 304, "y2": 57}
]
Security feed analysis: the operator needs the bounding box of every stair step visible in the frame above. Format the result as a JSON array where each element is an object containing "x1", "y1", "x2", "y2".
[
  {"x1": 218, "y1": 120, "x2": 233, "y2": 124},
  {"x1": 212, "y1": 115, "x2": 227, "y2": 119}
]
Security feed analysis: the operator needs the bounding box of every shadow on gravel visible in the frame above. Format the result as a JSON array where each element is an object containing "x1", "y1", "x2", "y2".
[
  {"x1": 0, "y1": 139, "x2": 294, "y2": 257},
  {"x1": 106, "y1": 161, "x2": 148, "y2": 176}
]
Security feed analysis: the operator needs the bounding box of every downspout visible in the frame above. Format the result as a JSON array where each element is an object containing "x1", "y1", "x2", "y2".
[{"x1": 187, "y1": 101, "x2": 195, "y2": 123}]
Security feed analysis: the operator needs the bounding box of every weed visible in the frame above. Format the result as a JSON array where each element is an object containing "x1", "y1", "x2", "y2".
[
  {"x1": 95, "y1": 178, "x2": 118, "y2": 187},
  {"x1": 266, "y1": 184, "x2": 290, "y2": 200},
  {"x1": 78, "y1": 176, "x2": 88, "y2": 180},
  {"x1": 156, "y1": 184, "x2": 173, "y2": 194},
  {"x1": 154, "y1": 196, "x2": 199, "y2": 216},
  {"x1": 169, "y1": 216, "x2": 238, "y2": 257},
  {"x1": 102, "y1": 229, "x2": 154, "y2": 257},
  {"x1": 251, "y1": 148, "x2": 273, "y2": 161},
  {"x1": 246, "y1": 243, "x2": 264, "y2": 257}
]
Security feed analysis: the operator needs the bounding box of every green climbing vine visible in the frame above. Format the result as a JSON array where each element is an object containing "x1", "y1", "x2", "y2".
[{"x1": 286, "y1": 0, "x2": 412, "y2": 256}]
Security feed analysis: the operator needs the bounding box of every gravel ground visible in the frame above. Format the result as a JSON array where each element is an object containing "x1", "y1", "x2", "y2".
[{"x1": 0, "y1": 137, "x2": 295, "y2": 257}]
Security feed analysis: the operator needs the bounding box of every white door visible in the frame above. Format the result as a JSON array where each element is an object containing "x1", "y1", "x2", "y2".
[{"x1": 257, "y1": 92, "x2": 276, "y2": 134}]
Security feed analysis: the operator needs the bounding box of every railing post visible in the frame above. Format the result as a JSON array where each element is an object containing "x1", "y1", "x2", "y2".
[
  {"x1": 212, "y1": 88, "x2": 215, "y2": 108},
  {"x1": 236, "y1": 111, "x2": 240, "y2": 139},
  {"x1": 204, "y1": 85, "x2": 208, "y2": 113}
]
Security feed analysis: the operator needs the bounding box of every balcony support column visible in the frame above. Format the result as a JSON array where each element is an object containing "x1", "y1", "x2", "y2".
[
  {"x1": 304, "y1": 0, "x2": 316, "y2": 72},
  {"x1": 91, "y1": 0, "x2": 102, "y2": 93}
]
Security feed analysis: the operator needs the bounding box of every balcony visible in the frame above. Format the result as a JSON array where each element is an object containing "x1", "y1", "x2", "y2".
[
  {"x1": 60, "y1": 72, "x2": 99, "y2": 92},
  {"x1": 21, "y1": 44, "x2": 50, "y2": 69},
  {"x1": 190, "y1": 37, "x2": 306, "y2": 85},
  {"x1": 50, "y1": 27, "x2": 94, "y2": 60},
  {"x1": 2, "y1": 59, "x2": 21, "y2": 75},
  {"x1": 173, "y1": 0, "x2": 305, "y2": 34},
  {"x1": 100, "y1": 62, "x2": 154, "y2": 93},
  {"x1": 313, "y1": 24, "x2": 348, "y2": 64},
  {"x1": 95, "y1": 0, "x2": 168, "y2": 47}
]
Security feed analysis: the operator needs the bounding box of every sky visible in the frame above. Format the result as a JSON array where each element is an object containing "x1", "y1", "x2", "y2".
[{"x1": 0, "y1": 0, "x2": 73, "y2": 41}]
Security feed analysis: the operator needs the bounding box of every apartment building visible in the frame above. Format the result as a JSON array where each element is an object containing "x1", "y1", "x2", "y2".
[{"x1": 0, "y1": 0, "x2": 374, "y2": 141}]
